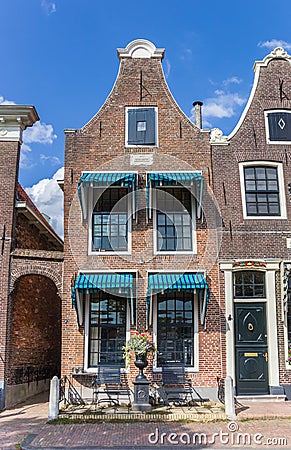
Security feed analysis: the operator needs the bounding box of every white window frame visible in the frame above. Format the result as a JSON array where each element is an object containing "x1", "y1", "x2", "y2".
[
  {"x1": 125, "y1": 106, "x2": 158, "y2": 147},
  {"x1": 153, "y1": 186, "x2": 197, "y2": 255},
  {"x1": 239, "y1": 161, "x2": 287, "y2": 220},
  {"x1": 152, "y1": 290, "x2": 199, "y2": 373},
  {"x1": 88, "y1": 186, "x2": 132, "y2": 256},
  {"x1": 83, "y1": 270, "x2": 133, "y2": 373},
  {"x1": 264, "y1": 109, "x2": 291, "y2": 144}
]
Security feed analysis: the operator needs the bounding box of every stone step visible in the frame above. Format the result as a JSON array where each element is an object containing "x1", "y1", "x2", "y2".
[{"x1": 236, "y1": 395, "x2": 286, "y2": 402}]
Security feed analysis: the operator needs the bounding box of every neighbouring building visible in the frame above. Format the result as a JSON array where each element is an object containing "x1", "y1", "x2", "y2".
[
  {"x1": 211, "y1": 47, "x2": 291, "y2": 399},
  {"x1": 63, "y1": 39, "x2": 224, "y2": 401},
  {"x1": 0, "y1": 105, "x2": 63, "y2": 409}
]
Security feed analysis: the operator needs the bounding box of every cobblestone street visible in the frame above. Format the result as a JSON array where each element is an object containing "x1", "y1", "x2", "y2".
[{"x1": 0, "y1": 394, "x2": 291, "y2": 449}]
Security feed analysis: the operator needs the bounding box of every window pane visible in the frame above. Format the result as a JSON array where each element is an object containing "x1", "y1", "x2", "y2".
[
  {"x1": 244, "y1": 166, "x2": 280, "y2": 216},
  {"x1": 234, "y1": 271, "x2": 265, "y2": 298},
  {"x1": 157, "y1": 291, "x2": 194, "y2": 366}
]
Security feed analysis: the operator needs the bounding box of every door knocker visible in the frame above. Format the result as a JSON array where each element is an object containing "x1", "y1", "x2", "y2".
[{"x1": 247, "y1": 323, "x2": 254, "y2": 331}]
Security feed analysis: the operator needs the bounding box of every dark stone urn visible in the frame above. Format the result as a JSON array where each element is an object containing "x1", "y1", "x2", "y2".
[
  {"x1": 132, "y1": 353, "x2": 151, "y2": 411},
  {"x1": 134, "y1": 354, "x2": 148, "y2": 381}
]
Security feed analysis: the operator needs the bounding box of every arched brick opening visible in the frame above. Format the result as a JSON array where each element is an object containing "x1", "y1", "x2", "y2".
[
  {"x1": 5, "y1": 274, "x2": 61, "y2": 407},
  {"x1": 10, "y1": 263, "x2": 62, "y2": 296}
]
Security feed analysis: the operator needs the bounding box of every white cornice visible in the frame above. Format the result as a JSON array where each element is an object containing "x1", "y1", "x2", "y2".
[
  {"x1": 0, "y1": 105, "x2": 39, "y2": 143},
  {"x1": 117, "y1": 39, "x2": 164, "y2": 60},
  {"x1": 253, "y1": 47, "x2": 291, "y2": 70}
]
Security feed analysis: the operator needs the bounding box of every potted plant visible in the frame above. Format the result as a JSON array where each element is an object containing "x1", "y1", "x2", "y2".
[{"x1": 123, "y1": 331, "x2": 156, "y2": 380}]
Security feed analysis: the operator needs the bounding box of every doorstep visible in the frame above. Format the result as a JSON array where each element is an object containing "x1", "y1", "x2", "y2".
[{"x1": 236, "y1": 394, "x2": 286, "y2": 402}]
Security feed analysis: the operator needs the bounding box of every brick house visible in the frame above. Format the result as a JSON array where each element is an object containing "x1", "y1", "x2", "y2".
[
  {"x1": 0, "y1": 105, "x2": 63, "y2": 409},
  {"x1": 211, "y1": 47, "x2": 291, "y2": 399},
  {"x1": 63, "y1": 39, "x2": 224, "y2": 401}
]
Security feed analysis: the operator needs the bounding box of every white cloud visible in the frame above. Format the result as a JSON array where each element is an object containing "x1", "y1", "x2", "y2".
[
  {"x1": 223, "y1": 76, "x2": 242, "y2": 86},
  {"x1": 201, "y1": 92, "x2": 246, "y2": 119},
  {"x1": 41, "y1": 0, "x2": 56, "y2": 15},
  {"x1": 20, "y1": 144, "x2": 36, "y2": 169},
  {"x1": 164, "y1": 59, "x2": 171, "y2": 79},
  {"x1": 258, "y1": 39, "x2": 291, "y2": 50},
  {"x1": 40, "y1": 154, "x2": 61, "y2": 166},
  {"x1": 180, "y1": 48, "x2": 192, "y2": 61},
  {"x1": 25, "y1": 167, "x2": 64, "y2": 238},
  {"x1": 23, "y1": 121, "x2": 57, "y2": 145},
  {"x1": 0, "y1": 95, "x2": 15, "y2": 105}
]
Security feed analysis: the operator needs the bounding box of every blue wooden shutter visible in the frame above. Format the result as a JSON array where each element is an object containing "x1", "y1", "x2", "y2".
[
  {"x1": 268, "y1": 111, "x2": 291, "y2": 141},
  {"x1": 127, "y1": 108, "x2": 156, "y2": 145}
]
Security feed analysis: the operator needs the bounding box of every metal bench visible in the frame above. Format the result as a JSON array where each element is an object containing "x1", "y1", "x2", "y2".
[
  {"x1": 159, "y1": 365, "x2": 203, "y2": 406},
  {"x1": 92, "y1": 367, "x2": 132, "y2": 407}
]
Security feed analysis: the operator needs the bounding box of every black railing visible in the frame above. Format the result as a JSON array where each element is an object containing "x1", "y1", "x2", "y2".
[
  {"x1": 9, "y1": 364, "x2": 59, "y2": 385},
  {"x1": 217, "y1": 377, "x2": 225, "y2": 403},
  {"x1": 59, "y1": 375, "x2": 85, "y2": 406}
]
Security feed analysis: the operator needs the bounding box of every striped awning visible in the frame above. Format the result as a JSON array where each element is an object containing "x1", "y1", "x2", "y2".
[
  {"x1": 78, "y1": 172, "x2": 137, "y2": 220},
  {"x1": 72, "y1": 273, "x2": 135, "y2": 326},
  {"x1": 147, "y1": 273, "x2": 210, "y2": 326},
  {"x1": 146, "y1": 172, "x2": 204, "y2": 220}
]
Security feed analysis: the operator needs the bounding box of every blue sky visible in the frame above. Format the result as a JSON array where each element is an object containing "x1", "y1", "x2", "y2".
[{"x1": 2, "y1": 0, "x2": 291, "y2": 236}]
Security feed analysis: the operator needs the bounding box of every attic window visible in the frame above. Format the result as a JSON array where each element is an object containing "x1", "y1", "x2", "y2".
[
  {"x1": 126, "y1": 107, "x2": 157, "y2": 146},
  {"x1": 266, "y1": 110, "x2": 291, "y2": 143}
]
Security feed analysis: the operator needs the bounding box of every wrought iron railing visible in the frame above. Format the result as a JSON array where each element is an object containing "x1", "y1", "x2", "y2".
[{"x1": 59, "y1": 375, "x2": 85, "y2": 405}]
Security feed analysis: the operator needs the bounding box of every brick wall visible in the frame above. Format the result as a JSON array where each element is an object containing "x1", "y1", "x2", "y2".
[
  {"x1": 15, "y1": 212, "x2": 61, "y2": 251},
  {"x1": 212, "y1": 55, "x2": 291, "y2": 386},
  {"x1": 0, "y1": 140, "x2": 20, "y2": 383},
  {"x1": 63, "y1": 46, "x2": 223, "y2": 393}
]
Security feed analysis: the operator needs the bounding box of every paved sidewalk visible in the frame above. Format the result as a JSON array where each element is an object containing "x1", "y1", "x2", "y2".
[{"x1": 0, "y1": 394, "x2": 290, "y2": 449}]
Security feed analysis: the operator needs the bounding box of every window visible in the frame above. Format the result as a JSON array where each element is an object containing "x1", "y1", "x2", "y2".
[
  {"x1": 234, "y1": 271, "x2": 265, "y2": 298},
  {"x1": 156, "y1": 291, "x2": 194, "y2": 366},
  {"x1": 266, "y1": 110, "x2": 291, "y2": 143},
  {"x1": 92, "y1": 187, "x2": 129, "y2": 252},
  {"x1": 126, "y1": 107, "x2": 157, "y2": 146},
  {"x1": 244, "y1": 166, "x2": 280, "y2": 216},
  {"x1": 88, "y1": 291, "x2": 126, "y2": 367},
  {"x1": 155, "y1": 187, "x2": 194, "y2": 252}
]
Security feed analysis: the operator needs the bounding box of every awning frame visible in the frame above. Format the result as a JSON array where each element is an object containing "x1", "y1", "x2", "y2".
[
  {"x1": 146, "y1": 171, "x2": 204, "y2": 222},
  {"x1": 72, "y1": 272, "x2": 136, "y2": 327},
  {"x1": 146, "y1": 272, "x2": 210, "y2": 328},
  {"x1": 78, "y1": 171, "x2": 138, "y2": 222}
]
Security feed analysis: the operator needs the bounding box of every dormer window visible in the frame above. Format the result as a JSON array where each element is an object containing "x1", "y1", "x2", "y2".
[
  {"x1": 265, "y1": 110, "x2": 291, "y2": 143},
  {"x1": 126, "y1": 107, "x2": 157, "y2": 146}
]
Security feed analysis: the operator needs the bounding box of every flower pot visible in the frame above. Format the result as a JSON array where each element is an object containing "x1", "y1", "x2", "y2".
[{"x1": 134, "y1": 354, "x2": 148, "y2": 381}]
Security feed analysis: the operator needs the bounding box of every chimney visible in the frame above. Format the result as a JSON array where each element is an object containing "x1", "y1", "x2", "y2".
[{"x1": 193, "y1": 101, "x2": 203, "y2": 129}]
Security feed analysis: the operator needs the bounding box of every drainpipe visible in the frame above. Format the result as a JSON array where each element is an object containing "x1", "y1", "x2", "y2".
[{"x1": 193, "y1": 101, "x2": 203, "y2": 129}]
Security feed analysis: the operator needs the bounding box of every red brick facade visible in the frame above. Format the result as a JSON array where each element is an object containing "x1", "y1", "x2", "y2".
[
  {"x1": 211, "y1": 48, "x2": 291, "y2": 398},
  {"x1": 63, "y1": 40, "x2": 224, "y2": 400}
]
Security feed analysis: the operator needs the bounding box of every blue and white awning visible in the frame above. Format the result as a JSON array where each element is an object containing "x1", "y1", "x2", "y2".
[
  {"x1": 147, "y1": 272, "x2": 210, "y2": 326},
  {"x1": 71, "y1": 273, "x2": 135, "y2": 326},
  {"x1": 146, "y1": 172, "x2": 204, "y2": 220},
  {"x1": 78, "y1": 172, "x2": 137, "y2": 220}
]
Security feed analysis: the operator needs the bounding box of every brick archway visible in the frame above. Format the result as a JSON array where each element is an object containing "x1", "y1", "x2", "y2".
[{"x1": 10, "y1": 249, "x2": 63, "y2": 296}]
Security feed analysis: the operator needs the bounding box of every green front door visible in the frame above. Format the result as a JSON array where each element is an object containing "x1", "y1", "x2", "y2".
[{"x1": 235, "y1": 303, "x2": 269, "y2": 395}]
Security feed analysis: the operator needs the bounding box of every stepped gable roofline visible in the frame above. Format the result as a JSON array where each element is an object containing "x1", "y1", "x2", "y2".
[
  {"x1": 117, "y1": 39, "x2": 164, "y2": 60},
  {"x1": 253, "y1": 46, "x2": 291, "y2": 70},
  {"x1": 224, "y1": 47, "x2": 291, "y2": 142}
]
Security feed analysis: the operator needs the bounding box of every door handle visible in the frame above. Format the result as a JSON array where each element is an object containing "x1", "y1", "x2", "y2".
[{"x1": 263, "y1": 352, "x2": 268, "y2": 362}]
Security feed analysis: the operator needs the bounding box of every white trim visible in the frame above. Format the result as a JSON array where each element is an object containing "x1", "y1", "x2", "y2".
[
  {"x1": 83, "y1": 281, "x2": 132, "y2": 373},
  {"x1": 125, "y1": 107, "x2": 158, "y2": 148},
  {"x1": 87, "y1": 186, "x2": 132, "y2": 256},
  {"x1": 264, "y1": 109, "x2": 291, "y2": 144},
  {"x1": 239, "y1": 161, "x2": 287, "y2": 220},
  {"x1": 152, "y1": 185, "x2": 197, "y2": 256},
  {"x1": 282, "y1": 261, "x2": 291, "y2": 370},
  {"x1": 117, "y1": 39, "x2": 164, "y2": 60},
  {"x1": 220, "y1": 261, "x2": 281, "y2": 391},
  {"x1": 152, "y1": 291, "x2": 199, "y2": 372}
]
